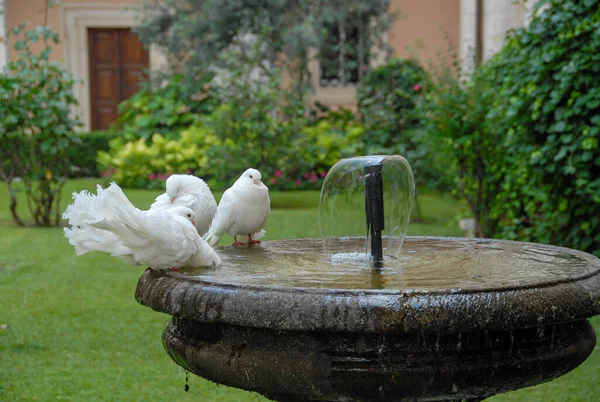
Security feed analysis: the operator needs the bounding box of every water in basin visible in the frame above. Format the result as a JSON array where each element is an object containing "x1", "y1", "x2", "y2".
[{"x1": 182, "y1": 237, "x2": 600, "y2": 292}]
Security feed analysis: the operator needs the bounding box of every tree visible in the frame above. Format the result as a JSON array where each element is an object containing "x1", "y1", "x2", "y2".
[
  {"x1": 0, "y1": 23, "x2": 80, "y2": 226},
  {"x1": 133, "y1": 0, "x2": 394, "y2": 89}
]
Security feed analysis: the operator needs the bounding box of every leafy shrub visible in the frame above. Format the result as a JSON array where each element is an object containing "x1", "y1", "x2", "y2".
[
  {"x1": 113, "y1": 73, "x2": 217, "y2": 141},
  {"x1": 97, "y1": 126, "x2": 218, "y2": 189},
  {"x1": 485, "y1": 0, "x2": 600, "y2": 255},
  {"x1": 67, "y1": 131, "x2": 121, "y2": 177},
  {"x1": 419, "y1": 62, "x2": 501, "y2": 236},
  {"x1": 0, "y1": 24, "x2": 80, "y2": 226},
  {"x1": 97, "y1": 111, "x2": 367, "y2": 191},
  {"x1": 357, "y1": 58, "x2": 427, "y2": 150},
  {"x1": 357, "y1": 58, "x2": 445, "y2": 190},
  {"x1": 266, "y1": 120, "x2": 365, "y2": 191}
]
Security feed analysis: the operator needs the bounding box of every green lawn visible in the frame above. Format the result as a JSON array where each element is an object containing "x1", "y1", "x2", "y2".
[{"x1": 0, "y1": 180, "x2": 598, "y2": 401}]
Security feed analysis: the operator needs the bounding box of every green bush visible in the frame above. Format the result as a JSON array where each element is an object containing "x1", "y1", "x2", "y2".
[
  {"x1": 357, "y1": 58, "x2": 445, "y2": 190},
  {"x1": 113, "y1": 73, "x2": 217, "y2": 141},
  {"x1": 357, "y1": 58, "x2": 427, "y2": 149},
  {"x1": 265, "y1": 120, "x2": 365, "y2": 191},
  {"x1": 0, "y1": 24, "x2": 80, "y2": 226},
  {"x1": 419, "y1": 62, "x2": 501, "y2": 236},
  {"x1": 97, "y1": 110, "x2": 367, "y2": 191},
  {"x1": 97, "y1": 126, "x2": 218, "y2": 189},
  {"x1": 68, "y1": 131, "x2": 120, "y2": 177},
  {"x1": 486, "y1": 0, "x2": 600, "y2": 255}
]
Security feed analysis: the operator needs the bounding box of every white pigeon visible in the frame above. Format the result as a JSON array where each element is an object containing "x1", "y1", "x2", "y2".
[
  {"x1": 63, "y1": 182, "x2": 221, "y2": 270},
  {"x1": 150, "y1": 174, "x2": 217, "y2": 235},
  {"x1": 204, "y1": 168, "x2": 270, "y2": 247}
]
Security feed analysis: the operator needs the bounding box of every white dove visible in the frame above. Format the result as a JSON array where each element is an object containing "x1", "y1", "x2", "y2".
[
  {"x1": 63, "y1": 182, "x2": 221, "y2": 270},
  {"x1": 150, "y1": 174, "x2": 217, "y2": 235},
  {"x1": 204, "y1": 168, "x2": 270, "y2": 247}
]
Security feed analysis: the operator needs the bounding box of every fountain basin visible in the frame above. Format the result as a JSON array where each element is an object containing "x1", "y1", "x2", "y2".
[{"x1": 135, "y1": 237, "x2": 600, "y2": 401}]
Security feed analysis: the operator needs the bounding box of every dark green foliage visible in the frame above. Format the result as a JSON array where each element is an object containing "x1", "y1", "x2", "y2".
[
  {"x1": 358, "y1": 58, "x2": 427, "y2": 149},
  {"x1": 133, "y1": 0, "x2": 393, "y2": 88},
  {"x1": 357, "y1": 58, "x2": 447, "y2": 190},
  {"x1": 487, "y1": 0, "x2": 600, "y2": 255},
  {"x1": 0, "y1": 24, "x2": 80, "y2": 226},
  {"x1": 420, "y1": 62, "x2": 501, "y2": 237},
  {"x1": 114, "y1": 73, "x2": 217, "y2": 141},
  {"x1": 67, "y1": 131, "x2": 121, "y2": 177}
]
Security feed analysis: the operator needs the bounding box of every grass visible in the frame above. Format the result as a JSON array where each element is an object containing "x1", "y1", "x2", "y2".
[{"x1": 0, "y1": 179, "x2": 598, "y2": 401}]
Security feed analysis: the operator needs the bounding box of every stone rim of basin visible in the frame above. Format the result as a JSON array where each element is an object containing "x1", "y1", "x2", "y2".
[{"x1": 135, "y1": 237, "x2": 600, "y2": 334}]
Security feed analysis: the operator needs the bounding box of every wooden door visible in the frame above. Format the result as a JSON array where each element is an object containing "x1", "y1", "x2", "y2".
[{"x1": 88, "y1": 28, "x2": 149, "y2": 131}]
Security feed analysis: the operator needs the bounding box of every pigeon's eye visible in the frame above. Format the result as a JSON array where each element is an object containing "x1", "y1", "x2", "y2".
[
  {"x1": 187, "y1": 213, "x2": 191, "y2": 217},
  {"x1": 249, "y1": 175, "x2": 253, "y2": 179}
]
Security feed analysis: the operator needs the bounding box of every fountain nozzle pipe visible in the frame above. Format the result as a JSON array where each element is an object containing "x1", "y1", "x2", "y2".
[{"x1": 365, "y1": 164, "x2": 384, "y2": 265}]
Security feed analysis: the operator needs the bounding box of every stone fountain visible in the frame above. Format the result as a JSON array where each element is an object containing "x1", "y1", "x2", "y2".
[{"x1": 136, "y1": 156, "x2": 600, "y2": 401}]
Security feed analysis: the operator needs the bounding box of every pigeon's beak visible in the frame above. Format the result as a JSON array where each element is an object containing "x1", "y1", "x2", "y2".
[
  {"x1": 170, "y1": 197, "x2": 176, "y2": 204},
  {"x1": 192, "y1": 219, "x2": 196, "y2": 226},
  {"x1": 253, "y1": 179, "x2": 260, "y2": 185}
]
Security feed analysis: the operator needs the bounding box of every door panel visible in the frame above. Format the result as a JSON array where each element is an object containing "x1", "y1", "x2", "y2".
[{"x1": 88, "y1": 28, "x2": 149, "y2": 131}]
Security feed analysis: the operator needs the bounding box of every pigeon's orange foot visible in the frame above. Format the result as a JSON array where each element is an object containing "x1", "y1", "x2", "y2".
[
  {"x1": 247, "y1": 234, "x2": 261, "y2": 246},
  {"x1": 232, "y1": 235, "x2": 246, "y2": 248},
  {"x1": 167, "y1": 267, "x2": 179, "y2": 272}
]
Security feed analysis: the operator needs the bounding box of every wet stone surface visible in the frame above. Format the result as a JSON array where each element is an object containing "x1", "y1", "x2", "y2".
[
  {"x1": 136, "y1": 237, "x2": 600, "y2": 401},
  {"x1": 180, "y1": 237, "x2": 600, "y2": 291}
]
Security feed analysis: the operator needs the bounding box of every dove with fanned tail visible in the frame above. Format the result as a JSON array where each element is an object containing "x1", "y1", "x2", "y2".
[
  {"x1": 203, "y1": 168, "x2": 270, "y2": 247},
  {"x1": 63, "y1": 182, "x2": 221, "y2": 271}
]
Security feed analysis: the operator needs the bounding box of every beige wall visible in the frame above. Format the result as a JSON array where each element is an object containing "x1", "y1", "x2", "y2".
[
  {"x1": 388, "y1": 0, "x2": 460, "y2": 67},
  {"x1": 5, "y1": 0, "x2": 137, "y2": 63}
]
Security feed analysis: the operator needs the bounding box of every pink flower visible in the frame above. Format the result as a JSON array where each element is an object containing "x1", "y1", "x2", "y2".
[
  {"x1": 303, "y1": 172, "x2": 310, "y2": 179},
  {"x1": 320, "y1": 170, "x2": 327, "y2": 178},
  {"x1": 157, "y1": 174, "x2": 167, "y2": 180},
  {"x1": 413, "y1": 83, "x2": 421, "y2": 91},
  {"x1": 295, "y1": 179, "x2": 302, "y2": 186},
  {"x1": 361, "y1": 65, "x2": 369, "y2": 72},
  {"x1": 101, "y1": 170, "x2": 112, "y2": 177},
  {"x1": 274, "y1": 170, "x2": 283, "y2": 178},
  {"x1": 149, "y1": 173, "x2": 156, "y2": 180},
  {"x1": 269, "y1": 177, "x2": 277, "y2": 185},
  {"x1": 186, "y1": 169, "x2": 192, "y2": 174}
]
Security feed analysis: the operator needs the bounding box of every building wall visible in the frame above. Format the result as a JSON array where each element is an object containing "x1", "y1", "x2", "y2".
[
  {"x1": 4, "y1": 1, "x2": 537, "y2": 117},
  {"x1": 310, "y1": 0, "x2": 461, "y2": 107},
  {"x1": 0, "y1": 0, "x2": 7, "y2": 70},
  {"x1": 5, "y1": 0, "x2": 166, "y2": 131},
  {"x1": 5, "y1": 0, "x2": 137, "y2": 63},
  {"x1": 460, "y1": 0, "x2": 531, "y2": 73},
  {"x1": 388, "y1": 0, "x2": 460, "y2": 65}
]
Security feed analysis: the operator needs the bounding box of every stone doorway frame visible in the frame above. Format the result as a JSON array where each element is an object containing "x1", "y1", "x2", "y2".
[{"x1": 61, "y1": 3, "x2": 165, "y2": 131}]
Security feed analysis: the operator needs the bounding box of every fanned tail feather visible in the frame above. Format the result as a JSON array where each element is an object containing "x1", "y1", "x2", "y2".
[
  {"x1": 62, "y1": 182, "x2": 135, "y2": 226},
  {"x1": 63, "y1": 226, "x2": 138, "y2": 265}
]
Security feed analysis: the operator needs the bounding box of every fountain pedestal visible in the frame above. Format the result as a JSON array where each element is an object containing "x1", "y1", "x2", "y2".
[{"x1": 136, "y1": 237, "x2": 600, "y2": 401}]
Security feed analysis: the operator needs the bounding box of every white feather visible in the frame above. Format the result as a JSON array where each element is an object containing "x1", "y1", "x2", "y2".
[
  {"x1": 63, "y1": 182, "x2": 221, "y2": 270},
  {"x1": 204, "y1": 168, "x2": 270, "y2": 246},
  {"x1": 150, "y1": 174, "x2": 217, "y2": 236}
]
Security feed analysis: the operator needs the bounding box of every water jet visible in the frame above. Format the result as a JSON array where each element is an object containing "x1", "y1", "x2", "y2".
[{"x1": 136, "y1": 156, "x2": 600, "y2": 401}]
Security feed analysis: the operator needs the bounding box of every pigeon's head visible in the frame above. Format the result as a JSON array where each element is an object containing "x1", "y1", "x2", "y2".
[
  {"x1": 170, "y1": 206, "x2": 196, "y2": 227},
  {"x1": 166, "y1": 174, "x2": 201, "y2": 203},
  {"x1": 241, "y1": 168, "x2": 263, "y2": 186}
]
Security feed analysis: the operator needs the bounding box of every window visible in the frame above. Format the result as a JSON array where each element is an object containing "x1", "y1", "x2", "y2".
[{"x1": 319, "y1": 16, "x2": 370, "y2": 87}]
